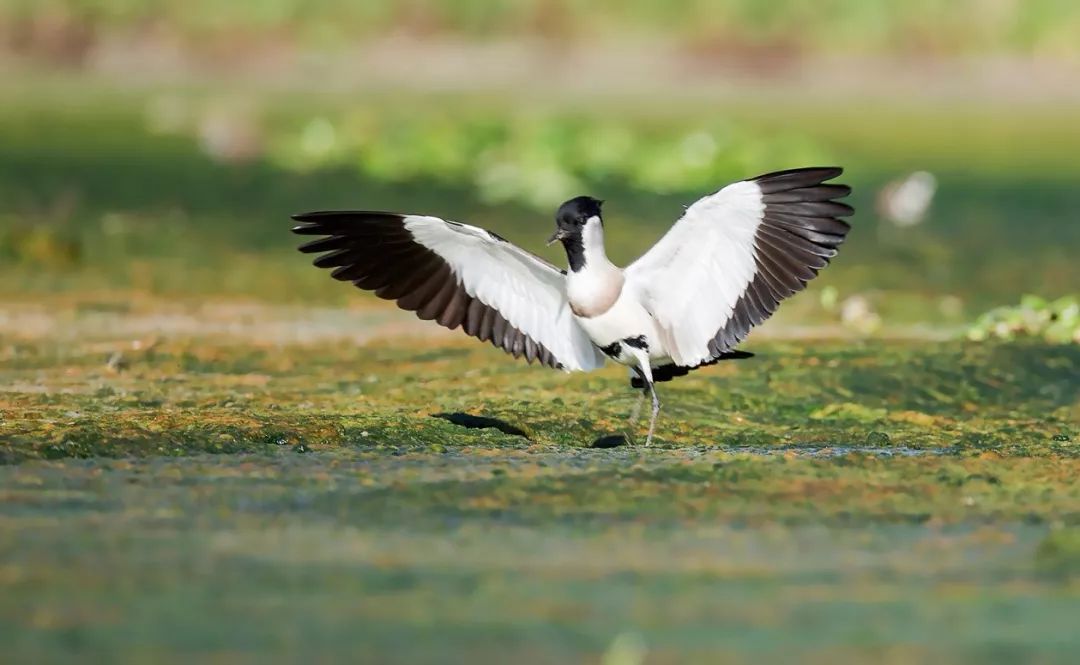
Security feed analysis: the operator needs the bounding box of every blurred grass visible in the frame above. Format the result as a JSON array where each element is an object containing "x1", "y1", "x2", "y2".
[{"x1": 1, "y1": 85, "x2": 1078, "y2": 327}]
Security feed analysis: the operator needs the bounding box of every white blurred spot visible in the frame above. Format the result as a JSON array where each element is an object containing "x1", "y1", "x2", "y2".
[
  {"x1": 877, "y1": 171, "x2": 937, "y2": 227},
  {"x1": 840, "y1": 295, "x2": 882, "y2": 334}
]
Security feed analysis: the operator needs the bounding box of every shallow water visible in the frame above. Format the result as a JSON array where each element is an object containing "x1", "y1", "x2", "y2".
[{"x1": 2, "y1": 448, "x2": 1077, "y2": 664}]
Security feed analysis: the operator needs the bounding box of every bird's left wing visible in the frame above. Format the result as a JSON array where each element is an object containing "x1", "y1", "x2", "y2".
[
  {"x1": 625, "y1": 167, "x2": 853, "y2": 367},
  {"x1": 292, "y1": 212, "x2": 605, "y2": 371}
]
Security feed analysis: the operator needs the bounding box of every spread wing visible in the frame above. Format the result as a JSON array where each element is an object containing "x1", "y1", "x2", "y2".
[
  {"x1": 625, "y1": 167, "x2": 853, "y2": 367},
  {"x1": 292, "y1": 212, "x2": 605, "y2": 372}
]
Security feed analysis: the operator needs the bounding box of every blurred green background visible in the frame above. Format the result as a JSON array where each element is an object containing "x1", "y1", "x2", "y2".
[{"x1": 1, "y1": 0, "x2": 1078, "y2": 335}]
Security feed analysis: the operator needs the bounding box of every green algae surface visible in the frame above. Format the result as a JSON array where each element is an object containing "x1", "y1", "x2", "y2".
[{"x1": 1, "y1": 305, "x2": 1078, "y2": 664}]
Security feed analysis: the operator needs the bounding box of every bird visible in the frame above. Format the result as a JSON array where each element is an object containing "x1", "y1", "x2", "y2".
[{"x1": 292, "y1": 167, "x2": 853, "y2": 445}]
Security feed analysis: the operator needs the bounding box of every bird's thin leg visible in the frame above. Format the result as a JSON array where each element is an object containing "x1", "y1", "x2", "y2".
[
  {"x1": 630, "y1": 353, "x2": 661, "y2": 446},
  {"x1": 627, "y1": 368, "x2": 646, "y2": 425},
  {"x1": 644, "y1": 379, "x2": 661, "y2": 446}
]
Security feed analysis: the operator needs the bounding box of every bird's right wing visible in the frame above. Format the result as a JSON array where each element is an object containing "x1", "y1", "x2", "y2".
[
  {"x1": 625, "y1": 167, "x2": 853, "y2": 367},
  {"x1": 292, "y1": 211, "x2": 605, "y2": 372}
]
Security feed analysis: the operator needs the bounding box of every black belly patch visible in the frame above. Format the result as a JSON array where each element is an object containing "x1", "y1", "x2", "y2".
[
  {"x1": 600, "y1": 335, "x2": 648, "y2": 360},
  {"x1": 599, "y1": 341, "x2": 622, "y2": 359}
]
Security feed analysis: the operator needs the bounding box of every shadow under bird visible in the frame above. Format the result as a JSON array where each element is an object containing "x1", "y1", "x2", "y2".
[{"x1": 292, "y1": 167, "x2": 854, "y2": 445}]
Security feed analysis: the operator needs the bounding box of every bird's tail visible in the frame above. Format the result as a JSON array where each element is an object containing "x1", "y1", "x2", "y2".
[{"x1": 630, "y1": 351, "x2": 754, "y2": 388}]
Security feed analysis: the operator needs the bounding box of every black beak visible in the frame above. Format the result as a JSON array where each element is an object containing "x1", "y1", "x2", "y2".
[{"x1": 547, "y1": 229, "x2": 567, "y2": 246}]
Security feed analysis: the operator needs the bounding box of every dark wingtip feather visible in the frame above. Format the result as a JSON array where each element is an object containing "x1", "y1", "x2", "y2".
[
  {"x1": 291, "y1": 211, "x2": 333, "y2": 223},
  {"x1": 292, "y1": 210, "x2": 407, "y2": 226},
  {"x1": 292, "y1": 210, "x2": 355, "y2": 221},
  {"x1": 297, "y1": 235, "x2": 347, "y2": 253},
  {"x1": 755, "y1": 166, "x2": 843, "y2": 180},
  {"x1": 753, "y1": 167, "x2": 846, "y2": 195},
  {"x1": 768, "y1": 200, "x2": 855, "y2": 218}
]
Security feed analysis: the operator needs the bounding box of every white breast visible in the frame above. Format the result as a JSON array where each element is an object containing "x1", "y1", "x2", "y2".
[
  {"x1": 562, "y1": 215, "x2": 670, "y2": 364},
  {"x1": 573, "y1": 287, "x2": 669, "y2": 363},
  {"x1": 566, "y1": 266, "x2": 623, "y2": 318}
]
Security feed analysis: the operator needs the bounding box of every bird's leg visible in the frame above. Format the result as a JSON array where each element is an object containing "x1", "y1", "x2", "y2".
[
  {"x1": 627, "y1": 368, "x2": 646, "y2": 425},
  {"x1": 644, "y1": 379, "x2": 661, "y2": 447},
  {"x1": 630, "y1": 353, "x2": 661, "y2": 446}
]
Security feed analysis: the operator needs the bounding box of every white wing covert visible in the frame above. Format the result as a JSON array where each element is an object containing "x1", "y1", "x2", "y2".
[
  {"x1": 626, "y1": 167, "x2": 853, "y2": 367},
  {"x1": 293, "y1": 212, "x2": 605, "y2": 372}
]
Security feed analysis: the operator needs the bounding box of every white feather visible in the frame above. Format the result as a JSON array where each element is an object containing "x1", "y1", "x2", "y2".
[
  {"x1": 625, "y1": 180, "x2": 765, "y2": 367},
  {"x1": 403, "y1": 215, "x2": 605, "y2": 372}
]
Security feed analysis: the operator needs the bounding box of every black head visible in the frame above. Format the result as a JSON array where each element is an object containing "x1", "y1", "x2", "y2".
[{"x1": 548, "y1": 196, "x2": 603, "y2": 245}]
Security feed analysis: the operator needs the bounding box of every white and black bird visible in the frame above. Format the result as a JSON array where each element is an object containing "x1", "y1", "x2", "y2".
[{"x1": 292, "y1": 167, "x2": 853, "y2": 445}]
